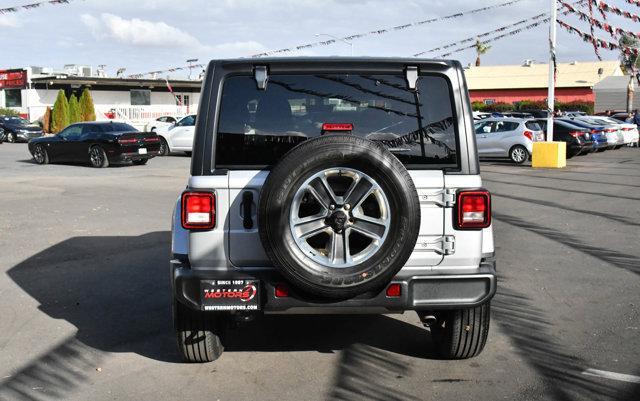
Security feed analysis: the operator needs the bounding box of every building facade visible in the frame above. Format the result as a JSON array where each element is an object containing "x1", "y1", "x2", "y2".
[
  {"x1": 464, "y1": 60, "x2": 624, "y2": 105},
  {"x1": 0, "y1": 66, "x2": 201, "y2": 128}
]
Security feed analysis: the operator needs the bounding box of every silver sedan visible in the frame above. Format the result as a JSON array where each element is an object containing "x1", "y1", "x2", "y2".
[{"x1": 474, "y1": 117, "x2": 545, "y2": 164}]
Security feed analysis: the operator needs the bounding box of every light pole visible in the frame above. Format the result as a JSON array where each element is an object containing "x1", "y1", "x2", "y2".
[
  {"x1": 315, "y1": 33, "x2": 353, "y2": 56},
  {"x1": 546, "y1": 0, "x2": 557, "y2": 142},
  {"x1": 186, "y1": 58, "x2": 199, "y2": 80}
]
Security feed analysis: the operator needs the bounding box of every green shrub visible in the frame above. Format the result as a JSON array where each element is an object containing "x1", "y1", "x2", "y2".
[
  {"x1": 68, "y1": 94, "x2": 81, "y2": 124},
  {"x1": 79, "y1": 88, "x2": 96, "y2": 122},
  {"x1": 516, "y1": 100, "x2": 547, "y2": 111},
  {"x1": 483, "y1": 102, "x2": 513, "y2": 112},
  {"x1": 557, "y1": 101, "x2": 594, "y2": 114},
  {"x1": 0, "y1": 108, "x2": 20, "y2": 117},
  {"x1": 51, "y1": 90, "x2": 69, "y2": 133},
  {"x1": 471, "y1": 101, "x2": 487, "y2": 111}
]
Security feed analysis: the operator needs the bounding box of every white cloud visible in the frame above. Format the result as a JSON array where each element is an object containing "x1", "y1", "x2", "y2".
[
  {"x1": 81, "y1": 13, "x2": 207, "y2": 50},
  {"x1": 212, "y1": 41, "x2": 267, "y2": 57},
  {"x1": 0, "y1": 14, "x2": 20, "y2": 28}
]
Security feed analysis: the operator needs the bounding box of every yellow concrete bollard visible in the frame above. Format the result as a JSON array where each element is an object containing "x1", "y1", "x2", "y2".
[{"x1": 532, "y1": 142, "x2": 566, "y2": 169}]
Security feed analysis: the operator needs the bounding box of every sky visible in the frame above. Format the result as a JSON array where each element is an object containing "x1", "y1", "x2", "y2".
[{"x1": 0, "y1": 0, "x2": 637, "y2": 79}]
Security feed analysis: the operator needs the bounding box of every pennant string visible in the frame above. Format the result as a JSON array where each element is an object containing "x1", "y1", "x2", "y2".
[
  {"x1": 250, "y1": 0, "x2": 527, "y2": 58},
  {"x1": 0, "y1": 0, "x2": 77, "y2": 14}
]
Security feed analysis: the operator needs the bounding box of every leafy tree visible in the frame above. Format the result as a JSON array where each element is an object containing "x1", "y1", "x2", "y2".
[
  {"x1": 619, "y1": 35, "x2": 640, "y2": 112},
  {"x1": 42, "y1": 106, "x2": 52, "y2": 133},
  {"x1": 68, "y1": 94, "x2": 81, "y2": 124},
  {"x1": 51, "y1": 90, "x2": 69, "y2": 133},
  {"x1": 619, "y1": 34, "x2": 640, "y2": 71},
  {"x1": 474, "y1": 39, "x2": 491, "y2": 67},
  {"x1": 79, "y1": 88, "x2": 96, "y2": 121}
]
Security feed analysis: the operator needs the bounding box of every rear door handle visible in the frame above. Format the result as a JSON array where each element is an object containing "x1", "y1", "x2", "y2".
[{"x1": 242, "y1": 191, "x2": 254, "y2": 229}]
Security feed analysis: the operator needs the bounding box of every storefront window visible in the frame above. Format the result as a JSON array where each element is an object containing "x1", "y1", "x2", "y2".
[
  {"x1": 130, "y1": 89, "x2": 151, "y2": 106},
  {"x1": 5, "y1": 89, "x2": 22, "y2": 107}
]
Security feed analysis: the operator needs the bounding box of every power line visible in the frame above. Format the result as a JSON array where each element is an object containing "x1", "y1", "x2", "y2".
[
  {"x1": 414, "y1": 0, "x2": 587, "y2": 59},
  {"x1": 251, "y1": 0, "x2": 527, "y2": 58},
  {"x1": 125, "y1": 0, "x2": 528, "y2": 78}
]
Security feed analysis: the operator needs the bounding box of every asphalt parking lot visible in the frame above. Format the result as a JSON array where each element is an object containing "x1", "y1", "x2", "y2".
[{"x1": 0, "y1": 143, "x2": 638, "y2": 401}]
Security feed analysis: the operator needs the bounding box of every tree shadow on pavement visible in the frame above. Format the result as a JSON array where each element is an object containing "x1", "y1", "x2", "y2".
[
  {"x1": 2, "y1": 232, "x2": 178, "y2": 401},
  {"x1": 2, "y1": 232, "x2": 437, "y2": 400},
  {"x1": 494, "y1": 212, "x2": 640, "y2": 276},
  {"x1": 493, "y1": 284, "x2": 639, "y2": 401}
]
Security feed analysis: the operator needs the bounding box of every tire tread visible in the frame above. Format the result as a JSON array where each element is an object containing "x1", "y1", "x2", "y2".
[
  {"x1": 175, "y1": 301, "x2": 224, "y2": 363},
  {"x1": 432, "y1": 303, "x2": 490, "y2": 359}
]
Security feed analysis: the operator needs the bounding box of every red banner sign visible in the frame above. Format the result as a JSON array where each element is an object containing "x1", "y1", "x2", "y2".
[{"x1": 0, "y1": 69, "x2": 27, "y2": 89}]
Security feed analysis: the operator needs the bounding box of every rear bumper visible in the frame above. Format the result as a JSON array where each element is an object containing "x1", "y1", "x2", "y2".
[
  {"x1": 172, "y1": 258, "x2": 497, "y2": 314},
  {"x1": 111, "y1": 150, "x2": 160, "y2": 162}
]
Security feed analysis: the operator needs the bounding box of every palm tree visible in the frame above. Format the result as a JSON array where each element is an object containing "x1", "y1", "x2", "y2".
[
  {"x1": 619, "y1": 35, "x2": 640, "y2": 112},
  {"x1": 475, "y1": 39, "x2": 491, "y2": 67}
]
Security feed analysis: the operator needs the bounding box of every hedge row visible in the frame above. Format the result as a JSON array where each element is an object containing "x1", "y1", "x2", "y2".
[{"x1": 472, "y1": 100, "x2": 594, "y2": 114}]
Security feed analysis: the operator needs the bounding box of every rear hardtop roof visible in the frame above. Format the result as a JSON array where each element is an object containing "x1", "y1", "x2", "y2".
[{"x1": 208, "y1": 57, "x2": 460, "y2": 73}]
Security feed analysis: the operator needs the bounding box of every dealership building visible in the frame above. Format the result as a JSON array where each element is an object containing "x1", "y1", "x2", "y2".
[
  {"x1": 465, "y1": 60, "x2": 624, "y2": 105},
  {"x1": 0, "y1": 65, "x2": 201, "y2": 127}
]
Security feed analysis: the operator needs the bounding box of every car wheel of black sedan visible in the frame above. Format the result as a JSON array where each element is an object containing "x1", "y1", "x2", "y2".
[
  {"x1": 33, "y1": 144, "x2": 50, "y2": 164},
  {"x1": 89, "y1": 146, "x2": 109, "y2": 168},
  {"x1": 7, "y1": 132, "x2": 16, "y2": 143}
]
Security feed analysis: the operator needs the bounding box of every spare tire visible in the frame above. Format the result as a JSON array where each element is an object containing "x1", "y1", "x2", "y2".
[{"x1": 258, "y1": 134, "x2": 420, "y2": 299}]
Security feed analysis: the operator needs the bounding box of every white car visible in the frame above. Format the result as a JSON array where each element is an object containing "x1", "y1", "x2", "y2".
[
  {"x1": 593, "y1": 116, "x2": 639, "y2": 147},
  {"x1": 145, "y1": 116, "x2": 180, "y2": 133},
  {"x1": 474, "y1": 117, "x2": 545, "y2": 164},
  {"x1": 156, "y1": 114, "x2": 196, "y2": 155}
]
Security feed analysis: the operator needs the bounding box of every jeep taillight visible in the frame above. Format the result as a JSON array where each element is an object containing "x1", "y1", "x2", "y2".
[
  {"x1": 181, "y1": 192, "x2": 215, "y2": 229},
  {"x1": 455, "y1": 190, "x2": 491, "y2": 229}
]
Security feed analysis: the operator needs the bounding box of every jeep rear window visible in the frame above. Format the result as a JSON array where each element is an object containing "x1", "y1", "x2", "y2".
[{"x1": 215, "y1": 74, "x2": 459, "y2": 169}]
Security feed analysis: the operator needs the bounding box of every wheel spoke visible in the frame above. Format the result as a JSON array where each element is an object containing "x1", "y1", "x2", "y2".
[
  {"x1": 351, "y1": 217, "x2": 387, "y2": 240},
  {"x1": 344, "y1": 177, "x2": 374, "y2": 207},
  {"x1": 329, "y1": 231, "x2": 350, "y2": 264},
  {"x1": 308, "y1": 176, "x2": 338, "y2": 208},
  {"x1": 294, "y1": 215, "x2": 328, "y2": 238}
]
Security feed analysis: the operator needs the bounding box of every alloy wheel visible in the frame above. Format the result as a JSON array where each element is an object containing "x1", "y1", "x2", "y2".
[
  {"x1": 33, "y1": 145, "x2": 45, "y2": 164},
  {"x1": 511, "y1": 147, "x2": 527, "y2": 163},
  {"x1": 289, "y1": 168, "x2": 391, "y2": 268},
  {"x1": 90, "y1": 147, "x2": 104, "y2": 167}
]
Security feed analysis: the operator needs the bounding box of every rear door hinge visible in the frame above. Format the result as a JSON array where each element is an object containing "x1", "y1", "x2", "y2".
[
  {"x1": 417, "y1": 188, "x2": 456, "y2": 208},
  {"x1": 415, "y1": 235, "x2": 455, "y2": 255}
]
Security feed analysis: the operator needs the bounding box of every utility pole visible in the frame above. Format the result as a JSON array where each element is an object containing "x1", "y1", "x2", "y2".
[
  {"x1": 186, "y1": 59, "x2": 199, "y2": 80},
  {"x1": 547, "y1": 0, "x2": 557, "y2": 142}
]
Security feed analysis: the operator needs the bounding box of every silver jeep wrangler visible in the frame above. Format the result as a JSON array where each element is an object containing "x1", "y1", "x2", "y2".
[{"x1": 171, "y1": 58, "x2": 495, "y2": 362}]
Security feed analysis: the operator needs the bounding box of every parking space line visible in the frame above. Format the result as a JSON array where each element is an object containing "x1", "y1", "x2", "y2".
[{"x1": 582, "y1": 368, "x2": 640, "y2": 384}]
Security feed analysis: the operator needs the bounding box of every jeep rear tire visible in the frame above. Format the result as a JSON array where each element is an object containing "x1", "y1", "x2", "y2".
[
  {"x1": 258, "y1": 134, "x2": 421, "y2": 299},
  {"x1": 429, "y1": 303, "x2": 490, "y2": 359},
  {"x1": 174, "y1": 301, "x2": 226, "y2": 363}
]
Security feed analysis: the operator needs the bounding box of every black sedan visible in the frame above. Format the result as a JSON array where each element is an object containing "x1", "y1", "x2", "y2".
[
  {"x1": 28, "y1": 122, "x2": 161, "y2": 168},
  {"x1": 0, "y1": 115, "x2": 44, "y2": 143},
  {"x1": 534, "y1": 119, "x2": 594, "y2": 158}
]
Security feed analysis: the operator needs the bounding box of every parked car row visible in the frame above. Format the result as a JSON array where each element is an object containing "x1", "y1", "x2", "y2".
[
  {"x1": 474, "y1": 115, "x2": 639, "y2": 164},
  {"x1": 1, "y1": 113, "x2": 197, "y2": 168}
]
